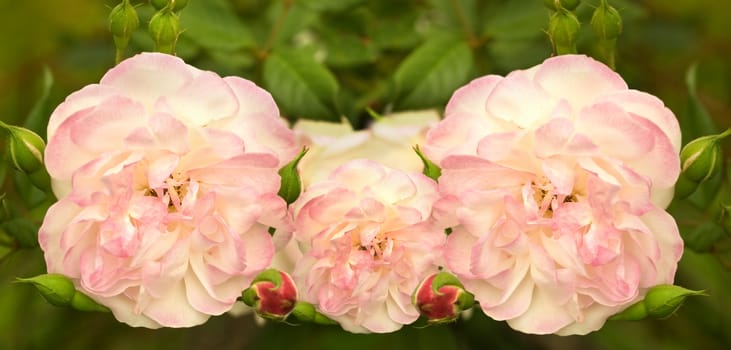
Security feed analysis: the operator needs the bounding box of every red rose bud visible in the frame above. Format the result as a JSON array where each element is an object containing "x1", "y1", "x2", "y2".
[
  {"x1": 413, "y1": 272, "x2": 474, "y2": 324},
  {"x1": 241, "y1": 269, "x2": 297, "y2": 321}
]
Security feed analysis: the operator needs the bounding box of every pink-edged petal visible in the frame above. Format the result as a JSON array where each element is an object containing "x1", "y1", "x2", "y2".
[
  {"x1": 47, "y1": 84, "x2": 119, "y2": 138},
  {"x1": 598, "y1": 89, "x2": 682, "y2": 153},
  {"x1": 505, "y1": 285, "x2": 576, "y2": 334},
  {"x1": 533, "y1": 54, "x2": 628, "y2": 109},
  {"x1": 445, "y1": 75, "x2": 502, "y2": 116},
  {"x1": 166, "y1": 71, "x2": 239, "y2": 126},
  {"x1": 484, "y1": 70, "x2": 560, "y2": 129},
  {"x1": 576, "y1": 102, "x2": 680, "y2": 188},
  {"x1": 101, "y1": 52, "x2": 197, "y2": 107},
  {"x1": 143, "y1": 279, "x2": 211, "y2": 327}
]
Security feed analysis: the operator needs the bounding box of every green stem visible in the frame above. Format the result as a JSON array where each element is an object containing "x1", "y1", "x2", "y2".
[{"x1": 259, "y1": 0, "x2": 294, "y2": 58}]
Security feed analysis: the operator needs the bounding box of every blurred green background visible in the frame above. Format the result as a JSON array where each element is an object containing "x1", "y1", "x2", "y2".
[{"x1": 1, "y1": 0, "x2": 730, "y2": 349}]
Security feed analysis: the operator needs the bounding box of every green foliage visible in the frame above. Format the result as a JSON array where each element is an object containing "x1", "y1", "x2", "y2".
[
  {"x1": 2, "y1": 0, "x2": 731, "y2": 349},
  {"x1": 263, "y1": 48, "x2": 341, "y2": 121},
  {"x1": 392, "y1": 35, "x2": 474, "y2": 110}
]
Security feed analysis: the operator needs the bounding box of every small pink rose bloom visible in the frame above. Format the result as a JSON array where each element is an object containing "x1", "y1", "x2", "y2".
[
  {"x1": 291, "y1": 159, "x2": 445, "y2": 333},
  {"x1": 39, "y1": 53, "x2": 298, "y2": 328},
  {"x1": 424, "y1": 55, "x2": 683, "y2": 335}
]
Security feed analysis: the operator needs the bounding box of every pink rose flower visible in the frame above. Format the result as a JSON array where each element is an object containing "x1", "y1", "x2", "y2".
[
  {"x1": 290, "y1": 159, "x2": 444, "y2": 333},
  {"x1": 294, "y1": 110, "x2": 439, "y2": 187},
  {"x1": 39, "y1": 53, "x2": 298, "y2": 328},
  {"x1": 424, "y1": 55, "x2": 683, "y2": 335}
]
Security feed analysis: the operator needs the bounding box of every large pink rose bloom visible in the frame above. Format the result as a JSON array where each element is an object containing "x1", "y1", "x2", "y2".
[
  {"x1": 291, "y1": 159, "x2": 444, "y2": 333},
  {"x1": 39, "y1": 53, "x2": 298, "y2": 328},
  {"x1": 424, "y1": 55, "x2": 683, "y2": 335}
]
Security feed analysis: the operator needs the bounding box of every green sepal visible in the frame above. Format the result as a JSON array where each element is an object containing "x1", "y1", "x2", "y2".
[
  {"x1": 278, "y1": 147, "x2": 308, "y2": 205},
  {"x1": 413, "y1": 145, "x2": 441, "y2": 182}
]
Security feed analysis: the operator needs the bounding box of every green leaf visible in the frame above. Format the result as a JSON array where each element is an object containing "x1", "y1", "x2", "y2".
[
  {"x1": 24, "y1": 67, "x2": 53, "y2": 137},
  {"x1": 180, "y1": 0, "x2": 255, "y2": 51},
  {"x1": 393, "y1": 35, "x2": 474, "y2": 109},
  {"x1": 680, "y1": 220, "x2": 727, "y2": 253},
  {"x1": 427, "y1": 0, "x2": 478, "y2": 36},
  {"x1": 682, "y1": 63, "x2": 720, "y2": 144},
  {"x1": 300, "y1": 0, "x2": 366, "y2": 12},
  {"x1": 1, "y1": 218, "x2": 39, "y2": 248},
  {"x1": 482, "y1": 0, "x2": 546, "y2": 40},
  {"x1": 263, "y1": 48, "x2": 340, "y2": 121}
]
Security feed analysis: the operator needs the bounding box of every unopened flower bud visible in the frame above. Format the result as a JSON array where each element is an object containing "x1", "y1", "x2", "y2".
[
  {"x1": 16, "y1": 274, "x2": 75, "y2": 307},
  {"x1": 278, "y1": 147, "x2": 308, "y2": 205},
  {"x1": 591, "y1": 0, "x2": 622, "y2": 40},
  {"x1": 1, "y1": 123, "x2": 45, "y2": 174},
  {"x1": 149, "y1": 8, "x2": 180, "y2": 54},
  {"x1": 543, "y1": 0, "x2": 581, "y2": 11},
  {"x1": 610, "y1": 284, "x2": 705, "y2": 321},
  {"x1": 288, "y1": 300, "x2": 338, "y2": 325},
  {"x1": 15, "y1": 274, "x2": 110, "y2": 312},
  {"x1": 548, "y1": 8, "x2": 581, "y2": 55},
  {"x1": 109, "y1": 0, "x2": 139, "y2": 50},
  {"x1": 673, "y1": 173, "x2": 699, "y2": 199},
  {"x1": 413, "y1": 272, "x2": 474, "y2": 324},
  {"x1": 680, "y1": 130, "x2": 730, "y2": 183},
  {"x1": 414, "y1": 145, "x2": 441, "y2": 181},
  {"x1": 644, "y1": 284, "x2": 706, "y2": 319},
  {"x1": 241, "y1": 269, "x2": 297, "y2": 321},
  {"x1": 151, "y1": 0, "x2": 189, "y2": 12}
]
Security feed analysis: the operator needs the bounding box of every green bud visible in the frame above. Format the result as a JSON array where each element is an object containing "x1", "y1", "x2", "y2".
[
  {"x1": 28, "y1": 168, "x2": 52, "y2": 192},
  {"x1": 70, "y1": 292, "x2": 110, "y2": 312},
  {"x1": 151, "y1": 0, "x2": 189, "y2": 12},
  {"x1": 149, "y1": 8, "x2": 180, "y2": 54},
  {"x1": 278, "y1": 147, "x2": 308, "y2": 205},
  {"x1": 543, "y1": 0, "x2": 581, "y2": 11},
  {"x1": 610, "y1": 285, "x2": 706, "y2": 321},
  {"x1": 680, "y1": 129, "x2": 731, "y2": 183},
  {"x1": 413, "y1": 145, "x2": 441, "y2": 182},
  {"x1": 591, "y1": 0, "x2": 623, "y2": 40},
  {"x1": 643, "y1": 284, "x2": 706, "y2": 319},
  {"x1": 548, "y1": 8, "x2": 581, "y2": 55},
  {"x1": 608, "y1": 299, "x2": 648, "y2": 321},
  {"x1": 109, "y1": 0, "x2": 140, "y2": 50},
  {"x1": 673, "y1": 173, "x2": 699, "y2": 199},
  {"x1": 16, "y1": 274, "x2": 76, "y2": 307},
  {"x1": 1, "y1": 123, "x2": 45, "y2": 174}
]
